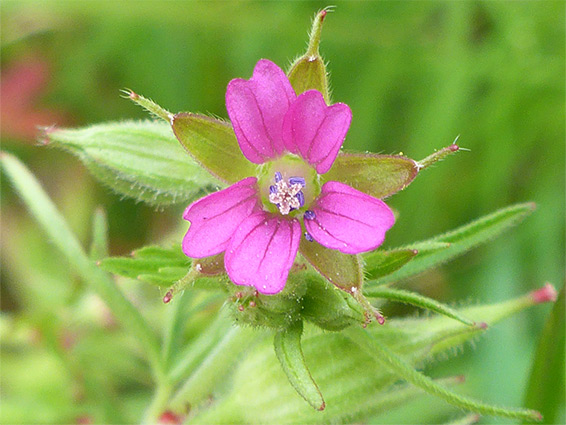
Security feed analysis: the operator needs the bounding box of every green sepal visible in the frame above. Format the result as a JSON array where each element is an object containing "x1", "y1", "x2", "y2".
[
  {"x1": 299, "y1": 270, "x2": 365, "y2": 331},
  {"x1": 287, "y1": 9, "x2": 330, "y2": 102},
  {"x1": 171, "y1": 113, "x2": 256, "y2": 184},
  {"x1": 228, "y1": 274, "x2": 308, "y2": 330},
  {"x1": 99, "y1": 244, "x2": 190, "y2": 286},
  {"x1": 299, "y1": 237, "x2": 363, "y2": 293},
  {"x1": 323, "y1": 153, "x2": 419, "y2": 199},
  {"x1": 523, "y1": 285, "x2": 565, "y2": 424},
  {"x1": 363, "y1": 249, "x2": 418, "y2": 281},
  {"x1": 45, "y1": 120, "x2": 218, "y2": 206},
  {"x1": 366, "y1": 203, "x2": 536, "y2": 287},
  {"x1": 274, "y1": 321, "x2": 325, "y2": 411}
]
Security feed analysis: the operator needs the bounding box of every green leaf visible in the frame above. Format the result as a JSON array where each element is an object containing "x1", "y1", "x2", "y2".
[
  {"x1": 367, "y1": 203, "x2": 536, "y2": 287},
  {"x1": 100, "y1": 244, "x2": 190, "y2": 286},
  {"x1": 363, "y1": 249, "x2": 418, "y2": 281},
  {"x1": 89, "y1": 207, "x2": 108, "y2": 261},
  {"x1": 171, "y1": 113, "x2": 257, "y2": 184},
  {"x1": 323, "y1": 153, "x2": 419, "y2": 199},
  {"x1": 299, "y1": 237, "x2": 363, "y2": 293},
  {"x1": 347, "y1": 326, "x2": 542, "y2": 422},
  {"x1": 287, "y1": 9, "x2": 330, "y2": 102},
  {"x1": 191, "y1": 288, "x2": 547, "y2": 425},
  {"x1": 363, "y1": 286, "x2": 475, "y2": 326},
  {"x1": 274, "y1": 321, "x2": 325, "y2": 411},
  {"x1": 523, "y1": 285, "x2": 565, "y2": 424},
  {"x1": 46, "y1": 120, "x2": 218, "y2": 206}
]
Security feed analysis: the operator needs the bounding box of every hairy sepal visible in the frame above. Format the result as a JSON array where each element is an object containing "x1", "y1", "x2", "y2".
[
  {"x1": 287, "y1": 9, "x2": 330, "y2": 102},
  {"x1": 323, "y1": 153, "x2": 419, "y2": 199},
  {"x1": 171, "y1": 113, "x2": 257, "y2": 184},
  {"x1": 365, "y1": 203, "x2": 536, "y2": 287},
  {"x1": 45, "y1": 120, "x2": 218, "y2": 206}
]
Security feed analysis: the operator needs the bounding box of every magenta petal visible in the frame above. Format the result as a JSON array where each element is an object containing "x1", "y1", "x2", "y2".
[
  {"x1": 225, "y1": 212, "x2": 301, "y2": 295},
  {"x1": 226, "y1": 59, "x2": 296, "y2": 164},
  {"x1": 282, "y1": 90, "x2": 352, "y2": 174},
  {"x1": 183, "y1": 177, "x2": 259, "y2": 258},
  {"x1": 304, "y1": 181, "x2": 395, "y2": 254}
]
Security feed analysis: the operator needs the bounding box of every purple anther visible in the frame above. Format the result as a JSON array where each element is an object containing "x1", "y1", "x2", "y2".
[
  {"x1": 269, "y1": 185, "x2": 277, "y2": 194},
  {"x1": 274, "y1": 172, "x2": 282, "y2": 182},
  {"x1": 304, "y1": 210, "x2": 316, "y2": 220},
  {"x1": 296, "y1": 191, "x2": 305, "y2": 207},
  {"x1": 289, "y1": 176, "x2": 305, "y2": 187},
  {"x1": 304, "y1": 232, "x2": 314, "y2": 242}
]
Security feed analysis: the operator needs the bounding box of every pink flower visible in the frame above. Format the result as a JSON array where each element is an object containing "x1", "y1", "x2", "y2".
[{"x1": 182, "y1": 60, "x2": 395, "y2": 295}]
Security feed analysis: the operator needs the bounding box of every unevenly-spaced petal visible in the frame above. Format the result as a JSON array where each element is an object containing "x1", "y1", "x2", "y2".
[
  {"x1": 282, "y1": 90, "x2": 351, "y2": 174},
  {"x1": 304, "y1": 181, "x2": 395, "y2": 254},
  {"x1": 183, "y1": 177, "x2": 259, "y2": 258},
  {"x1": 226, "y1": 59, "x2": 296, "y2": 164},
  {"x1": 225, "y1": 212, "x2": 301, "y2": 294}
]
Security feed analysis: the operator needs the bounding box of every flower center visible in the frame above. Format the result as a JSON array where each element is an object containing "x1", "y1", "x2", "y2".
[
  {"x1": 268, "y1": 173, "x2": 306, "y2": 215},
  {"x1": 257, "y1": 154, "x2": 320, "y2": 216}
]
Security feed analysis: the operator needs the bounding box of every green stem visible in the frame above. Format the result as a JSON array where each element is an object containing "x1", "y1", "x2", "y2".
[
  {"x1": 142, "y1": 382, "x2": 173, "y2": 424},
  {"x1": 169, "y1": 324, "x2": 256, "y2": 414},
  {"x1": 1, "y1": 153, "x2": 165, "y2": 380},
  {"x1": 346, "y1": 326, "x2": 542, "y2": 422}
]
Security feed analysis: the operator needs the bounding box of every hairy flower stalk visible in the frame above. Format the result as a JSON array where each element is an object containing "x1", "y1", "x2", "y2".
[{"x1": 181, "y1": 59, "x2": 395, "y2": 295}]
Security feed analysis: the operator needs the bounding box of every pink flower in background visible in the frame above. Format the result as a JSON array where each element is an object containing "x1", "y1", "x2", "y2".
[
  {"x1": 182, "y1": 60, "x2": 395, "y2": 295},
  {"x1": 1, "y1": 57, "x2": 70, "y2": 141}
]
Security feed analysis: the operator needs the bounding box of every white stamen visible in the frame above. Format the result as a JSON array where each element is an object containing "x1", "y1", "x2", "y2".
[{"x1": 269, "y1": 179, "x2": 304, "y2": 215}]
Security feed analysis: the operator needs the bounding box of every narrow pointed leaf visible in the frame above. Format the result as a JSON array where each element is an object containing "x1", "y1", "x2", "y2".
[
  {"x1": 45, "y1": 120, "x2": 218, "y2": 205},
  {"x1": 523, "y1": 286, "x2": 565, "y2": 424},
  {"x1": 191, "y1": 287, "x2": 549, "y2": 425},
  {"x1": 364, "y1": 287, "x2": 475, "y2": 326},
  {"x1": 363, "y1": 249, "x2": 418, "y2": 281},
  {"x1": 287, "y1": 9, "x2": 330, "y2": 102},
  {"x1": 323, "y1": 153, "x2": 419, "y2": 199},
  {"x1": 100, "y1": 244, "x2": 190, "y2": 286},
  {"x1": 367, "y1": 203, "x2": 536, "y2": 287},
  {"x1": 171, "y1": 113, "x2": 256, "y2": 183},
  {"x1": 299, "y1": 238, "x2": 363, "y2": 293},
  {"x1": 274, "y1": 321, "x2": 325, "y2": 411},
  {"x1": 347, "y1": 327, "x2": 542, "y2": 422}
]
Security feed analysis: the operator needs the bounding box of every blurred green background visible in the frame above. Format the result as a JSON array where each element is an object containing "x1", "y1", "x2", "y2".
[{"x1": 1, "y1": 1, "x2": 564, "y2": 424}]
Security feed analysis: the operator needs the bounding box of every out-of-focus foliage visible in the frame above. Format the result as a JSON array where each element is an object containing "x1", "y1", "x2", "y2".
[{"x1": 1, "y1": 1, "x2": 564, "y2": 424}]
